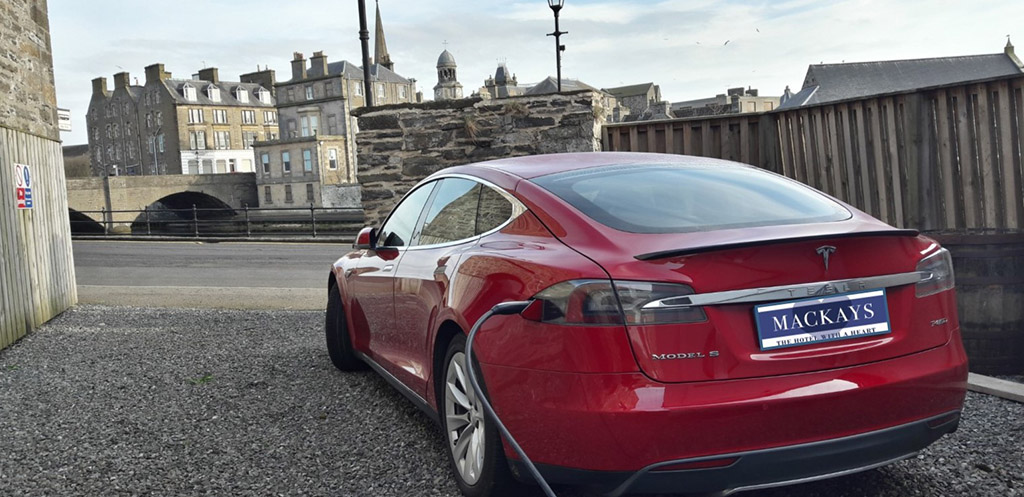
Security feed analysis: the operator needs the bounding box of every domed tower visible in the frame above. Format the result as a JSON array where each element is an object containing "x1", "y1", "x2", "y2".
[{"x1": 433, "y1": 49, "x2": 463, "y2": 101}]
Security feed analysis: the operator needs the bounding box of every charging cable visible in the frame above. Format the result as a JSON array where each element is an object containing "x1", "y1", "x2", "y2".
[{"x1": 465, "y1": 301, "x2": 558, "y2": 497}]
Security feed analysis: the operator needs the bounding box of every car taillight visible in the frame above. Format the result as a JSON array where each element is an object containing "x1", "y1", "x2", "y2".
[
  {"x1": 916, "y1": 247, "x2": 955, "y2": 298},
  {"x1": 522, "y1": 279, "x2": 706, "y2": 325}
]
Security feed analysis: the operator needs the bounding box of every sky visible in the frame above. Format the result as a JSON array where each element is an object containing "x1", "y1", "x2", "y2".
[{"x1": 50, "y1": 0, "x2": 1024, "y2": 146}]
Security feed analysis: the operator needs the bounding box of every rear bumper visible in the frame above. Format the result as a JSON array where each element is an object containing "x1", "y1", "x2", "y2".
[
  {"x1": 511, "y1": 410, "x2": 959, "y2": 496},
  {"x1": 482, "y1": 334, "x2": 968, "y2": 493}
]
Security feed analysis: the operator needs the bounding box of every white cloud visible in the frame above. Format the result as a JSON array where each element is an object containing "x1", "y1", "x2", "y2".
[{"x1": 50, "y1": 0, "x2": 1024, "y2": 146}]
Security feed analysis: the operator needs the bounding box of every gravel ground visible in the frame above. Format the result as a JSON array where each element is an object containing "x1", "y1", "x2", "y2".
[{"x1": 0, "y1": 305, "x2": 1021, "y2": 497}]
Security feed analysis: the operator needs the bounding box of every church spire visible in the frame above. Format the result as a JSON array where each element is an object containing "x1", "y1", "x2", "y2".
[{"x1": 374, "y1": 1, "x2": 394, "y2": 71}]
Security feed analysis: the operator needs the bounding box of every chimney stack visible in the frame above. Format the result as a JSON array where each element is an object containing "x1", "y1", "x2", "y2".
[
  {"x1": 113, "y1": 71, "x2": 130, "y2": 89},
  {"x1": 144, "y1": 63, "x2": 171, "y2": 85},
  {"x1": 92, "y1": 77, "x2": 109, "y2": 97},
  {"x1": 309, "y1": 51, "x2": 328, "y2": 78},
  {"x1": 241, "y1": 68, "x2": 277, "y2": 96},
  {"x1": 198, "y1": 67, "x2": 220, "y2": 83},
  {"x1": 291, "y1": 52, "x2": 307, "y2": 80}
]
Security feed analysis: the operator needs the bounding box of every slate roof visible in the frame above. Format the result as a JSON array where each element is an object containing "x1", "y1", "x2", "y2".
[
  {"x1": 164, "y1": 79, "x2": 275, "y2": 107},
  {"x1": 524, "y1": 76, "x2": 601, "y2": 95},
  {"x1": 603, "y1": 82, "x2": 655, "y2": 98},
  {"x1": 299, "y1": 60, "x2": 412, "y2": 84},
  {"x1": 778, "y1": 52, "x2": 1024, "y2": 110}
]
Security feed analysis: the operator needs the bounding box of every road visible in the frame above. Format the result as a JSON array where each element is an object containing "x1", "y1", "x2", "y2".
[{"x1": 73, "y1": 240, "x2": 348, "y2": 309}]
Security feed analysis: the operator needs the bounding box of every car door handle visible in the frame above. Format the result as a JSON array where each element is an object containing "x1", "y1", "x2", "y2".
[{"x1": 382, "y1": 264, "x2": 394, "y2": 272}]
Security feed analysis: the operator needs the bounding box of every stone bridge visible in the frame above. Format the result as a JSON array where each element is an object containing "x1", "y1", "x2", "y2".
[{"x1": 66, "y1": 173, "x2": 258, "y2": 226}]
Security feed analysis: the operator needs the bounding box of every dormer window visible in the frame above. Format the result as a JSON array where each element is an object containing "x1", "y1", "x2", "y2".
[
  {"x1": 255, "y1": 86, "x2": 271, "y2": 104},
  {"x1": 233, "y1": 86, "x2": 249, "y2": 103},
  {"x1": 182, "y1": 82, "x2": 197, "y2": 101},
  {"x1": 206, "y1": 84, "x2": 221, "y2": 102}
]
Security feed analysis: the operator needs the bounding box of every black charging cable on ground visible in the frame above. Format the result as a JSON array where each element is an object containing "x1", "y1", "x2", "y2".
[{"x1": 465, "y1": 301, "x2": 558, "y2": 497}]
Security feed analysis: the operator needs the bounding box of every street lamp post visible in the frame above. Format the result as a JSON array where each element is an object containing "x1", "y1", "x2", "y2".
[{"x1": 547, "y1": 0, "x2": 567, "y2": 92}]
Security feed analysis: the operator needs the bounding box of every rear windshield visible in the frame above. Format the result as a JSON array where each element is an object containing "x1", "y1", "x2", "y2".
[{"x1": 532, "y1": 163, "x2": 851, "y2": 234}]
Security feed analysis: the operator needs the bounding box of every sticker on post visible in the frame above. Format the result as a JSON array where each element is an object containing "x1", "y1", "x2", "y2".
[{"x1": 754, "y1": 289, "x2": 890, "y2": 350}]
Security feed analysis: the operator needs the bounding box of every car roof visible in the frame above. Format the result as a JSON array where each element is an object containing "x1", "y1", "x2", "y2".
[{"x1": 447, "y1": 152, "x2": 749, "y2": 180}]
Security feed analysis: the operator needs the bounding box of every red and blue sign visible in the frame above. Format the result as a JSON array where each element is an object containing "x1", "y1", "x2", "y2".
[
  {"x1": 15, "y1": 163, "x2": 32, "y2": 209},
  {"x1": 754, "y1": 289, "x2": 891, "y2": 350}
]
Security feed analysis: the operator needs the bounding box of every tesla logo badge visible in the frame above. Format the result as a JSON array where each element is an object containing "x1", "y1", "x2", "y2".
[{"x1": 816, "y1": 245, "x2": 837, "y2": 272}]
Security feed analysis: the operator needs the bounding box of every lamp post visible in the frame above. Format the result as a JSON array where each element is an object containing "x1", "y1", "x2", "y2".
[{"x1": 547, "y1": 0, "x2": 567, "y2": 92}]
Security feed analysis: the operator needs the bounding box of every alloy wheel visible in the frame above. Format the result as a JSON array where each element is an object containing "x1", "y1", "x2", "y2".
[{"x1": 445, "y1": 351, "x2": 486, "y2": 485}]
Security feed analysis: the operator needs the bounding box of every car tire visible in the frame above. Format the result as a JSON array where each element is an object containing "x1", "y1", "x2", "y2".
[
  {"x1": 441, "y1": 335, "x2": 523, "y2": 497},
  {"x1": 325, "y1": 285, "x2": 364, "y2": 371}
]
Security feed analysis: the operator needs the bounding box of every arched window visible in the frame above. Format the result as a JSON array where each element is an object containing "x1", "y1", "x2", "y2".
[{"x1": 233, "y1": 86, "x2": 249, "y2": 103}]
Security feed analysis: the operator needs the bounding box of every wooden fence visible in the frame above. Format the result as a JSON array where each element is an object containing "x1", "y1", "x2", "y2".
[
  {"x1": 0, "y1": 126, "x2": 78, "y2": 351},
  {"x1": 603, "y1": 74, "x2": 1024, "y2": 232}
]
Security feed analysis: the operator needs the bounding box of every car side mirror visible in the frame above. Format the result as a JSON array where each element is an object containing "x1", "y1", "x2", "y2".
[{"x1": 354, "y1": 227, "x2": 377, "y2": 249}]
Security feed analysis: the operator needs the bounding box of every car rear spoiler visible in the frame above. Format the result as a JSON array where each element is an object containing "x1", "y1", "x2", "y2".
[{"x1": 635, "y1": 229, "x2": 921, "y2": 261}]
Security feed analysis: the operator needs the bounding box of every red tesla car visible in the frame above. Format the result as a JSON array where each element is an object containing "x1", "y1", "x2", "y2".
[{"x1": 325, "y1": 152, "x2": 967, "y2": 497}]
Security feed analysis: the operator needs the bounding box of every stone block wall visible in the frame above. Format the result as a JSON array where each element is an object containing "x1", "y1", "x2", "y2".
[
  {"x1": 354, "y1": 90, "x2": 604, "y2": 224},
  {"x1": 1, "y1": 0, "x2": 58, "y2": 140}
]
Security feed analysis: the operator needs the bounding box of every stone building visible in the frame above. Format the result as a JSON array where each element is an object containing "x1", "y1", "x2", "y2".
[
  {"x1": 87, "y1": 65, "x2": 279, "y2": 177},
  {"x1": 478, "y1": 62, "x2": 525, "y2": 99},
  {"x1": 433, "y1": 50, "x2": 463, "y2": 101},
  {"x1": 671, "y1": 87, "x2": 778, "y2": 118},
  {"x1": 603, "y1": 82, "x2": 668, "y2": 121},
  {"x1": 253, "y1": 4, "x2": 418, "y2": 207}
]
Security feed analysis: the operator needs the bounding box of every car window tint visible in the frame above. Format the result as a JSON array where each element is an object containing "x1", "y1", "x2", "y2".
[
  {"x1": 378, "y1": 182, "x2": 436, "y2": 247},
  {"x1": 418, "y1": 178, "x2": 481, "y2": 246},
  {"x1": 476, "y1": 185, "x2": 514, "y2": 235},
  {"x1": 533, "y1": 164, "x2": 850, "y2": 234}
]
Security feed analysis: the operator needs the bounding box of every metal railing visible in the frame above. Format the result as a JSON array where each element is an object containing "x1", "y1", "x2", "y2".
[{"x1": 71, "y1": 204, "x2": 365, "y2": 239}]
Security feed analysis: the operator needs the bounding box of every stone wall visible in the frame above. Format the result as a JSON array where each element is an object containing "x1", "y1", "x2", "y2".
[
  {"x1": 354, "y1": 90, "x2": 604, "y2": 224},
  {"x1": 1, "y1": 0, "x2": 58, "y2": 140}
]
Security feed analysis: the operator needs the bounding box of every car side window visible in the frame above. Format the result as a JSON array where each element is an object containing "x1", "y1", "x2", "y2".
[
  {"x1": 417, "y1": 178, "x2": 481, "y2": 246},
  {"x1": 476, "y1": 185, "x2": 514, "y2": 235},
  {"x1": 378, "y1": 182, "x2": 436, "y2": 248}
]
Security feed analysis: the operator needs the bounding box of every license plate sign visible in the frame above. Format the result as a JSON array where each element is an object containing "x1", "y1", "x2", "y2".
[{"x1": 754, "y1": 289, "x2": 890, "y2": 351}]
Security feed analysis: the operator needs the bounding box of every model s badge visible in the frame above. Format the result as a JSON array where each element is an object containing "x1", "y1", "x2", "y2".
[{"x1": 816, "y1": 245, "x2": 837, "y2": 272}]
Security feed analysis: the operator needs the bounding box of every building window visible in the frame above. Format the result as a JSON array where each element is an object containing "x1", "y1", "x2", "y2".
[
  {"x1": 287, "y1": 119, "x2": 297, "y2": 138},
  {"x1": 352, "y1": 82, "x2": 362, "y2": 96},
  {"x1": 325, "y1": 82, "x2": 334, "y2": 97},
  {"x1": 214, "y1": 131, "x2": 230, "y2": 149},
  {"x1": 282, "y1": 151, "x2": 291, "y2": 173},
  {"x1": 158, "y1": 134, "x2": 165, "y2": 153},
  {"x1": 306, "y1": 183, "x2": 315, "y2": 203},
  {"x1": 300, "y1": 115, "x2": 319, "y2": 137},
  {"x1": 261, "y1": 153, "x2": 270, "y2": 174},
  {"x1": 377, "y1": 83, "x2": 385, "y2": 98},
  {"x1": 264, "y1": 186, "x2": 272, "y2": 203},
  {"x1": 188, "y1": 108, "x2": 204, "y2": 123},
  {"x1": 148, "y1": 136, "x2": 155, "y2": 154},
  {"x1": 267, "y1": 131, "x2": 278, "y2": 140},
  {"x1": 399, "y1": 86, "x2": 407, "y2": 99},
  {"x1": 264, "y1": 111, "x2": 277, "y2": 124},
  {"x1": 305, "y1": 85, "x2": 314, "y2": 100},
  {"x1": 190, "y1": 130, "x2": 206, "y2": 150},
  {"x1": 284, "y1": 184, "x2": 293, "y2": 203},
  {"x1": 242, "y1": 131, "x2": 258, "y2": 149},
  {"x1": 303, "y1": 149, "x2": 313, "y2": 172},
  {"x1": 241, "y1": 110, "x2": 256, "y2": 124},
  {"x1": 206, "y1": 85, "x2": 221, "y2": 102},
  {"x1": 128, "y1": 143, "x2": 135, "y2": 159},
  {"x1": 256, "y1": 87, "x2": 271, "y2": 104},
  {"x1": 213, "y1": 109, "x2": 228, "y2": 124},
  {"x1": 287, "y1": 87, "x2": 295, "y2": 102},
  {"x1": 156, "y1": 111, "x2": 163, "y2": 126},
  {"x1": 183, "y1": 83, "x2": 197, "y2": 101},
  {"x1": 328, "y1": 149, "x2": 338, "y2": 170},
  {"x1": 327, "y1": 114, "x2": 338, "y2": 134},
  {"x1": 229, "y1": 158, "x2": 237, "y2": 173},
  {"x1": 234, "y1": 86, "x2": 249, "y2": 103}
]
